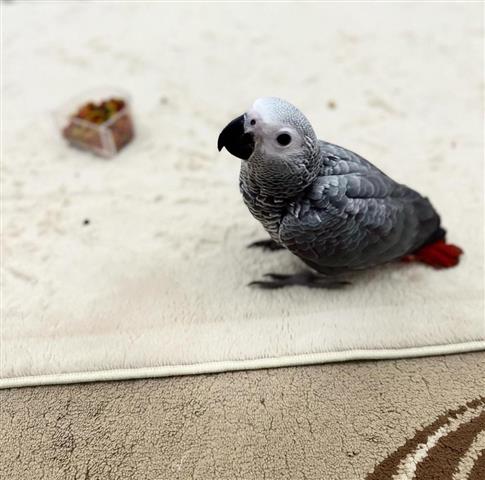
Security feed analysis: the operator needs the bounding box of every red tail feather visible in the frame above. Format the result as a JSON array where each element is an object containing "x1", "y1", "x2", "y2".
[{"x1": 401, "y1": 240, "x2": 463, "y2": 268}]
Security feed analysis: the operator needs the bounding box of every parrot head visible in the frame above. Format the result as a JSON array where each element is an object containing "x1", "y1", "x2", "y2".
[
  {"x1": 218, "y1": 97, "x2": 320, "y2": 196},
  {"x1": 218, "y1": 97, "x2": 317, "y2": 161}
]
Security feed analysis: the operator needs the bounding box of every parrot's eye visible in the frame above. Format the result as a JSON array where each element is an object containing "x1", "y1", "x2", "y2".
[
  {"x1": 250, "y1": 119, "x2": 256, "y2": 126},
  {"x1": 276, "y1": 133, "x2": 292, "y2": 146}
]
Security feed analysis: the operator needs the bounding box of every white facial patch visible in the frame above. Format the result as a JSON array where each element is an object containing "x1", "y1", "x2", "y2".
[
  {"x1": 249, "y1": 96, "x2": 318, "y2": 147},
  {"x1": 251, "y1": 97, "x2": 283, "y2": 124},
  {"x1": 245, "y1": 99, "x2": 304, "y2": 157}
]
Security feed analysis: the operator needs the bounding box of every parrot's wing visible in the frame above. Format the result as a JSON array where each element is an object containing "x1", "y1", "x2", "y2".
[{"x1": 279, "y1": 143, "x2": 441, "y2": 271}]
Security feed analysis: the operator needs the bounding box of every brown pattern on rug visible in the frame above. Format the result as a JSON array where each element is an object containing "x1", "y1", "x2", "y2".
[
  {"x1": 415, "y1": 411, "x2": 485, "y2": 479},
  {"x1": 468, "y1": 452, "x2": 485, "y2": 480},
  {"x1": 366, "y1": 397, "x2": 485, "y2": 480}
]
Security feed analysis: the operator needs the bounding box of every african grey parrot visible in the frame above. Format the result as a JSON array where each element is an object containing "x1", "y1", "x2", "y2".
[{"x1": 217, "y1": 97, "x2": 462, "y2": 288}]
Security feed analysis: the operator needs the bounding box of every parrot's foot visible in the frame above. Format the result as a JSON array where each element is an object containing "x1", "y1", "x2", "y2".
[
  {"x1": 401, "y1": 240, "x2": 464, "y2": 268},
  {"x1": 247, "y1": 239, "x2": 285, "y2": 251},
  {"x1": 248, "y1": 272, "x2": 350, "y2": 289}
]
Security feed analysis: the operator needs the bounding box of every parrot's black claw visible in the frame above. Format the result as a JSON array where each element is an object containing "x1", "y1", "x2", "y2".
[
  {"x1": 263, "y1": 273, "x2": 291, "y2": 280},
  {"x1": 248, "y1": 272, "x2": 350, "y2": 289},
  {"x1": 247, "y1": 280, "x2": 286, "y2": 289},
  {"x1": 247, "y1": 239, "x2": 285, "y2": 251}
]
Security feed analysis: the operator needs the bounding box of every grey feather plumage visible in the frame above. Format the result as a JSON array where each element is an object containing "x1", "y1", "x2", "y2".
[
  {"x1": 277, "y1": 141, "x2": 440, "y2": 274},
  {"x1": 222, "y1": 97, "x2": 443, "y2": 276}
]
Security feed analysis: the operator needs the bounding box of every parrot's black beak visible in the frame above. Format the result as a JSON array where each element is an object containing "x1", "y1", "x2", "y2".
[{"x1": 217, "y1": 115, "x2": 254, "y2": 160}]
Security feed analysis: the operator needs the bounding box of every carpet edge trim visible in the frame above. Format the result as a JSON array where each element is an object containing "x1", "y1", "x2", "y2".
[{"x1": 2, "y1": 340, "x2": 485, "y2": 389}]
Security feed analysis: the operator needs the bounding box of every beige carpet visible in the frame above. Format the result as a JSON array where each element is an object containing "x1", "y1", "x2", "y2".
[
  {"x1": 2, "y1": 1, "x2": 484, "y2": 389},
  {"x1": 1, "y1": 352, "x2": 484, "y2": 480}
]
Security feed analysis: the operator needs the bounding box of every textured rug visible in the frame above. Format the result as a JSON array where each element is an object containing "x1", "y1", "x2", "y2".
[
  {"x1": 2, "y1": 2, "x2": 484, "y2": 388},
  {"x1": 1, "y1": 353, "x2": 484, "y2": 479}
]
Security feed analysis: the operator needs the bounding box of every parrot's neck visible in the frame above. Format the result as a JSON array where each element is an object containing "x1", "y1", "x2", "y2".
[
  {"x1": 240, "y1": 154, "x2": 320, "y2": 200},
  {"x1": 239, "y1": 172, "x2": 288, "y2": 241},
  {"x1": 239, "y1": 154, "x2": 321, "y2": 240}
]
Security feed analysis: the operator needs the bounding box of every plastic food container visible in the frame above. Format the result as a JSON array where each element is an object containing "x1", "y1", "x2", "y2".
[{"x1": 55, "y1": 88, "x2": 135, "y2": 158}]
